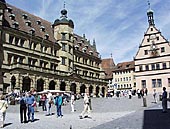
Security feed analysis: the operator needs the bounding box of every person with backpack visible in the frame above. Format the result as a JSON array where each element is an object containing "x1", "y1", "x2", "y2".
[{"x1": 20, "y1": 93, "x2": 27, "y2": 123}]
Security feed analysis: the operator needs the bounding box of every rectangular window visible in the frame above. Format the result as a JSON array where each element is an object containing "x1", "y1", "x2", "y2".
[
  {"x1": 62, "y1": 43, "x2": 66, "y2": 51},
  {"x1": 163, "y1": 63, "x2": 166, "y2": 69},
  {"x1": 142, "y1": 80, "x2": 146, "y2": 88},
  {"x1": 156, "y1": 63, "x2": 160, "y2": 70},
  {"x1": 151, "y1": 64, "x2": 155, "y2": 70},
  {"x1": 61, "y1": 33, "x2": 66, "y2": 40},
  {"x1": 147, "y1": 39, "x2": 150, "y2": 42},
  {"x1": 157, "y1": 79, "x2": 162, "y2": 87},
  {"x1": 139, "y1": 66, "x2": 143, "y2": 71},
  {"x1": 152, "y1": 79, "x2": 156, "y2": 88},
  {"x1": 61, "y1": 57, "x2": 66, "y2": 65},
  {"x1": 161, "y1": 47, "x2": 165, "y2": 53},
  {"x1": 156, "y1": 37, "x2": 159, "y2": 40},
  {"x1": 9, "y1": 35, "x2": 14, "y2": 44},
  {"x1": 145, "y1": 65, "x2": 149, "y2": 71},
  {"x1": 144, "y1": 50, "x2": 148, "y2": 55},
  {"x1": 168, "y1": 78, "x2": 170, "y2": 87}
]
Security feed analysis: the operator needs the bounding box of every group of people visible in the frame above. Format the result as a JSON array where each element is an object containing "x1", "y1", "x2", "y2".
[{"x1": 19, "y1": 91, "x2": 92, "y2": 125}]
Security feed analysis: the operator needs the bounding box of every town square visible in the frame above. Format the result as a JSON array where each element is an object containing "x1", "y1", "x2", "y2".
[{"x1": 0, "y1": 0, "x2": 170, "y2": 129}]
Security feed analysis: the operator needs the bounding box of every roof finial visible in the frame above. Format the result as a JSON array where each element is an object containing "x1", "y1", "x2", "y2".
[
  {"x1": 63, "y1": 1, "x2": 66, "y2": 9},
  {"x1": 147, "y1": 0, "x2": 151, "y2": 9}
]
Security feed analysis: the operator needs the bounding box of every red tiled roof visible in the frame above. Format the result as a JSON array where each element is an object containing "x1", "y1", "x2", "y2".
[
  {"x1": 113, "y1": 61, "x2": 134, "y2": 71},
  {"x1": 4, "y1": 3, "x2": 100, "y2": 58},
  {"x1": 101, "y1": 58, "x2": 115, "y2": 79}
]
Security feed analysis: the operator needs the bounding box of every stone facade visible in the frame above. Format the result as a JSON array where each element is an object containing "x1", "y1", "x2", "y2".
[
  {"x1": 0, "y1": 2, "x2": 107, "y2": 96},
  {"x1": 134, "y1": 7, "x2": 170, "y2": 93}
]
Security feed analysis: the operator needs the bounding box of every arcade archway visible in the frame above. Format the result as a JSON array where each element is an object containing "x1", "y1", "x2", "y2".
[
  {"x1": 70, "y1": 83, "x2": 76, "y2": 94},
  {"x1": 49, "y1": 80, "x2": 56, "y2": 90},
  {"x1": 37, "y1": 78, "x2": 44, "y2": 92},
  {"x1": 60, "y1": 81, "x2": 66, "y2": 91},
  {"x1": 80, "y1": 84, "x2": 86, "y2": 94},
  {"x1": 96, "y1": 86, "x2": 100, "y2": 97},
  {"x1": 11, "y1": 75, "x2": 16, "y2": 90},
  {"x1": 22, "y1": 76, "x2": 31, "y2": 92},
  {"x1": 89, "y1": 85, "x2": 93, "y2": 96},
  {"x1": 101, "y1": 87, "x2": 105, "y2": 97}
]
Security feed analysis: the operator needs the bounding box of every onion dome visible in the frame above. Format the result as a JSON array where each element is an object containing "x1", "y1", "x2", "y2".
[{"x1": 53, "y1": 8, "x2": 74, "y2": 29}]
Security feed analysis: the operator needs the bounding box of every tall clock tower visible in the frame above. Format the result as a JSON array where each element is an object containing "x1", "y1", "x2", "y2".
[{"x1": 53, "y1": 6, "x2": 74, "y2": 73}]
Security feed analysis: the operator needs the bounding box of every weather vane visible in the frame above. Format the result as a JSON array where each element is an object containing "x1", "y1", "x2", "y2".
[
  {"x1": 147, "y1": 0, "x2": 151, "y2": 9},
  {"x1": 63, "y1": 1, "x2": 66, "y2": 9}
]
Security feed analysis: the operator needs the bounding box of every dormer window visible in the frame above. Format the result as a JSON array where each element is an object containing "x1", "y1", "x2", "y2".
[
  {"x1": 22, "y1": 14, "x2": 28, "y2": 20},
  {"x1": 85, "y1": 44, "x2": 88, "y2": 49},
  {"x1": 37, "y1": 20, "x2": 41, "y2": 25},
  {"x1": 44, "y1": 34, "x2": 49, "y2": 40},
  {"x1": 25, "y1": 20, "x2": 31, "y2": 26},
  {"x1": 82, "y1": 47, "x2": 86, "y2": 53},
  {"x1": 40, "y1": 26, "x2": 45, "y2": 32},
  {"x1": 75, "y1": 45, "x2": 79, "y2": 50},
  {"x1": 7, "y1": 7, "x2": 12, "y2": 13},
  {"x1": 30, "y1": 28, "x2": 35, "y2": 35},
  {"x1": 89, "y1": 50, "x2": 93, "y2": 55},
  {"x1": 9, "y1": 14, "x2": 15, "y2": 20},
  {"x1": 81, "y1": 39, "x2": 84, "y2": 43},
  {"x1": 12, "y1": 22, "x2": 19, "y2": 29},
  {"x1": 78, "y1": 42, "x2": 82, "y2": 46}
]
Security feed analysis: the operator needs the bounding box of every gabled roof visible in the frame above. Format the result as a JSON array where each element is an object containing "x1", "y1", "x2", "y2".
[{"x1": 113, "y1": 61, "x2": 134, "y2": 72}]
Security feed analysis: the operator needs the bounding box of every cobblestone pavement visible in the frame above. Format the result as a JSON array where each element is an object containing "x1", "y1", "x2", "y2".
[{"x1": 3, "y1": 95, "x2": 166, "y2": 129}]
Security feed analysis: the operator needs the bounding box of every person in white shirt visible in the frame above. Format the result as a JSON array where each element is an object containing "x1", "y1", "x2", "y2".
[
  {"x1": 70, "y1": 93, "x2": 75, "y2": 112},
  {"x1": 46, "y1": 91, "x2": 53, "y2": 116},
  {"x1": 79, "y1": 93, "x2": 91, "y2": 119}
]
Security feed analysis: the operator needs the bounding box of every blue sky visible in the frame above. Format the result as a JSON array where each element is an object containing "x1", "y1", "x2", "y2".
[{"x1": 6, "y1": 0, "x2": 170, "y2": 64}]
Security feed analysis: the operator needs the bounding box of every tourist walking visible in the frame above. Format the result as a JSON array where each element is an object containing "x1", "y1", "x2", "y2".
[
  {"x1": 153, "y1": 89, "x2": 157, "y2": 103},
  {"x1": 0, "y1": 95, "x2": 8, "y2": 128},
  {"x1": 79, "y1": 93, "x2": 91, "y2": 119},
  {"x1": 20, "y1": 93, "x2": 27, "y2": 123},
  {"x1": 26, "y1": 92, "x2": 36, "y2": 122},
  {"x1": 70, "y1": 93, "x2": 75, "y2": 112},
  {"x1": 46, "y1": 91, "x2": 53, "y2": 116},
  {"x1": 162, "y1": 87, "x2": 167, "y2": 113}
]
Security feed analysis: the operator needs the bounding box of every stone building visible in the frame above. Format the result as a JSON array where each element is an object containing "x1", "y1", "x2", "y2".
[
  {"x1": 112, "y1": 61, "x2": 135, "y2": 91},
  {"x1": 134, "y1": 5, "x2": 170, "y2": 93},
  {"x1": 0, "y1": 0, "x2": 6, "y2": 92},
  {"x1": 0, "y1": 2, "x2": 107, "y2": 96}
]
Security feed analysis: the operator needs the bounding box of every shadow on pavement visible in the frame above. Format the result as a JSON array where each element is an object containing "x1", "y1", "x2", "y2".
[
  {"x1": 4, "y1": 122, "x2": 12, "y2": 127},
  {"x1": 143, "y1": 109, "x2": 170, "y2": 129}
]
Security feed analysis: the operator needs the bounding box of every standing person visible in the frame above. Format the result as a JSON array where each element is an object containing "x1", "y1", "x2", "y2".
[
  {"x1": 26, "y1": 92, "x2": 36, "y2": 122},
  {"x1": 153, "y1": 89, "x2": 157, "y2": 103},
  {"x1": 55, "y1": 93, "x2": 63, "y2": 118},
  {"x1": 70, "y1": 93, "x2": 75, "y2": 112},
  {"x1": 20, "y1": 93, "x2": 27, "y2": 123},
  {"x1": 162, "y1": 87, "x2": 167, "y2": 113},
  {"x1": 46, "y1": 91, "x2": 53, "y2": 116},
  {"x1": 128, "y1": 90, "x2": 132, "y2": 99},
  {"x1": 79, "y1": 93, "x2": 91, "y2": 119},
  {"x1": 41, "y1": 94, "x2": 47, "y2": 111},
  {"x1": 137, "y1": 89, "x2": 141, "y2": 98},
  {"x1": 0, "y1": 95, "x2": 8, "y2": 128},
  {"x1": 145, "y1": 88, "x2": 148, "y2": 96}
]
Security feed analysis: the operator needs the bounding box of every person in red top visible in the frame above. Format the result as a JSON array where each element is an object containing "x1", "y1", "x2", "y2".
[{"x1": 41, "y1": 94, "x2": 47, "y2": 111}]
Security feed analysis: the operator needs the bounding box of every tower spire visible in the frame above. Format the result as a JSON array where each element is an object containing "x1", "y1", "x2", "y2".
[{"x1": 147, "y1": 0, "x2": 155, "y2": 26}]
